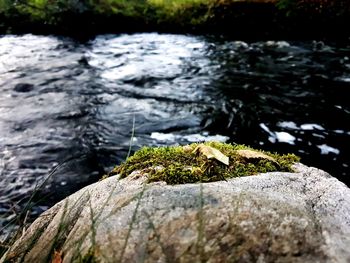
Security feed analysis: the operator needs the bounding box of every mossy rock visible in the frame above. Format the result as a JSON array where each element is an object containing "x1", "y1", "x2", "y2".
[
  {"x1": 110, "y1": 142, "x2": 299, "y2": 184},
  {"x1": 3, "y1": 163, "x2": 350, "y2": 263}
]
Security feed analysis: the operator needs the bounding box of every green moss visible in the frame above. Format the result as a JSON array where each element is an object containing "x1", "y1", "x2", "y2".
[{"x1": 110, "y1": 142, "x2": 300, "y2": 184}]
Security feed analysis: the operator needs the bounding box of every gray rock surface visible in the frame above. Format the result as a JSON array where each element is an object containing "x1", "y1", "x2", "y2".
[{"x1": 2, "y1": 164, "x2": 350, "y2": 263}]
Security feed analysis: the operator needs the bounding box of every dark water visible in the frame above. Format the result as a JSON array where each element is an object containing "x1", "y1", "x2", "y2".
[{"x1": 0, "y1": 34, "x2": 349, "y2": 236}]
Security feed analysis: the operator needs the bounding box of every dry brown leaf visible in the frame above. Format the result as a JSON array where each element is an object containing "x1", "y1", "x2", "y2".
[
  {"x1": 194, "y1": 145, "x2": 229, "y2": 166},
  {"x1": 236, "y1": 149, "x2": 276, "y2": 162},
  {"x1": 52, "y1": 250, "x2": 63, "y2": 263}
]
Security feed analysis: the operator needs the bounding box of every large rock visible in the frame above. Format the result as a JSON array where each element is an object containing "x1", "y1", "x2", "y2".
[{"x1": 2, "y1": 164, "x2": 350, "y2": 263}]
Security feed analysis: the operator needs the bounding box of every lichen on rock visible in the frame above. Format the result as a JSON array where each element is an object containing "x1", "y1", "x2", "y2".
[{"x1": 109, "y1": 142, "x2": 300, "y2": 184}]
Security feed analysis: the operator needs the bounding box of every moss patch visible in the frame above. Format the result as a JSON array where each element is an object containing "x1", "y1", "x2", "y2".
[{"x1": 110, "y1": 142, "x2": 299, "y2": 184}]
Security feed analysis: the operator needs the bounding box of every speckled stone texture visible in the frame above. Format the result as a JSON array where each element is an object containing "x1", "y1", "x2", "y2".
[{"x1": 2, "y1": 163, "x2": 350, "y2": 263}]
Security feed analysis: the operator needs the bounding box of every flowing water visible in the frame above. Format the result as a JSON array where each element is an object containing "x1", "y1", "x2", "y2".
[{"x1": 0, "y1": 33, "x2": 349, "y2": 235}]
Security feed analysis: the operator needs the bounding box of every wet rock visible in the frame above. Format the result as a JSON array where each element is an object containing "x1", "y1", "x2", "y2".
[
  {"x1": 2, "y1": 164, "x2": 350, "y2": 263},
  {"x1": 13, "y1": 83, "x2": 34, "y2": 93}
]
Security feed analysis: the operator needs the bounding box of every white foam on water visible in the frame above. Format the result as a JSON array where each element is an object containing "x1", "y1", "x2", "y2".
[
  {"x1": 260, "y1": 123, "x2": 296, "y2": 145},
  {"x1": 300, "y1": 123, "x2": 325, "y2": 130},
  {"x1": 317, "y1": 144, "x2": 340, "y2": 155},
  {"x1": 277, "y1": 121, "x2": 299, "y2": 130},
  {"x1": 275, "y1": 132, "x2": 296, "y2": 145},
  {"x1": 150, "y1": 132, "x2": 229, "y2": 143}
]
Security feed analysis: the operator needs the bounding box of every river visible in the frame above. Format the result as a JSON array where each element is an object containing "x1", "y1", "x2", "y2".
[{"x1": 0, "y1": 33, "x2": 349, "y2": 236}]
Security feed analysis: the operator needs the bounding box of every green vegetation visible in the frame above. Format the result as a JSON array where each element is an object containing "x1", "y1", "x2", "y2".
[
  {"x1": 277, "y1": 0, "x2": 350, "y2": 17},
  {"x1": 110, "y1": 142, "x2": 300, "y2": 184},
  {"x1": 0, "y1": 0, "x2": 216, "y2": 28},
  {"x1": 1, "y1": 0, "x2": 349, "y2": 38}
]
